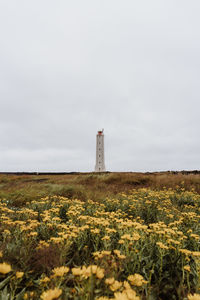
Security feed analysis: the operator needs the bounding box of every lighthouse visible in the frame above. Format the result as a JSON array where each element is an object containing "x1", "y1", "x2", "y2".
[{"x1": 95, "y1": 129, "x2": 106, "y2": 172}]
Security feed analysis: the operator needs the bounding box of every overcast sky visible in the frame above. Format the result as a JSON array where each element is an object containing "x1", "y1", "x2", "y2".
[{"x1": 0, "y1": 1, "x2": 199, "y2": 172}]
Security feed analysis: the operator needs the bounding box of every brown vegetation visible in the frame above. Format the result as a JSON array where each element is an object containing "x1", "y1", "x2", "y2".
[{"x1": 0, "y1": 172, "x2": 199, "y2": 207}]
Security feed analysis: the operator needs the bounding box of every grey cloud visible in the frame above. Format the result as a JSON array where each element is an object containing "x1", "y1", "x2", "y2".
[{"x1": 0, "y1": 0, "x2": 199, "y2": 171}]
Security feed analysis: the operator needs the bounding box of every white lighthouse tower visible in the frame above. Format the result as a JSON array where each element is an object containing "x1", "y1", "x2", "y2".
[{"x1": 95, "y1": 129, "x2": 106, "y2": 172}]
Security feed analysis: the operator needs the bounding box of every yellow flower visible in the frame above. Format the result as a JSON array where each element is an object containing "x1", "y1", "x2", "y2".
[
  {"x1": 24, "y1": 293, "x2": 28, "y2": 299},
  {"x1": 121, "y1": 234, "x2": 132, "y2": 240},
  {"x1": 50, "y1": 237, "x2": 63, "y2": 244},
  {"x1": 0, "y1": 251, "x2": 2, "y2": 258},
  {"x1": 184, "y1": 265, "x2": 191, "y2": 272},
  {"x1": 40, "y1": 288, "x2": 62, "y2": 300},
  {"x1": 52, "y1": 266, "x2": 69, "y2": 277},
  {"x1": 16, "y1": 271, "x2": 24, "y2": 278},
  {"x1": 110, "y1": 280, "x2": 122, "y2": 291},
  {"x1": 114, "y1": 250, "x2": 121, "y2": 256},
  {"x1": 91, "y1": 228, "x2": 100, "y2": 234},
  {"x1": 118, "y1": 254, "x2": 126, "y2": 259},
  {"x1": 72, "y1": 267, "x2": 82, "y2": 276},
  {"x1": 123, "y1": 281, "x2": 131, "y2": 290},
  {"x1": 128, "y1": 274, "x2": 146, "y2": 286},
  {"x1": 105, "y1": 277, "x2": 115, "y2": 285},
  {"x1": 156, "y1": 242, "x2": 169, "y2": 250},
  {"x1": 3, "y1": 229, "x2": 11, "y2": 235},
  {"x1": 192, "y1": 251, "x2": 200, "y2": 257},
  {"x1": 29, "y1": 231, "x2": 38, "y2": 237},
  {"x1": 179, "y1": 249, "x2": 192, "y2": 256},
  {"x1": 131, "y1": 233, "x2": 141, "y2": 241},
  {"x1": 40, "y1": 276, "x2": 50, "y2": 283},
  {"x1": 113, "y1": 249, "x2": 126, "y2": 259},
  {"x1": 125, "y1": 288, "x2": 140, "y2": 300},
  {"x1": 96, "y1": 267, "x2": 104, "y2": 279},
  {"x1": 190, "y1": 234, "x2": 199, "y2": 240},
  {"x1": 91, "y1": 265, "x2": 98, "y2": 273},
  {"x1": 101, "y1": 250, "x2": 111, "y2": 256},
  {"x1": 167, "y1": 239, "x2": 180, "y2": 245},
  {"x1": 114, "y1": 292, "x2": 129, "y2": 300},
  {"x1": 85, "y1": 265, "x2": 104, "y2": 279},
  {"x1": 187, "y1": 294, "x2": 200, "y2": 300},
  {"x1": 102, "y1": 235, "x2": 110, "y2": 241},
  {"x1": 24, "y1": 291, "x2": 34, "y2": 299},
  {"x1": 72, "y1": 265, "x2": 104, "y2": 279},
  {"x1": 0, "y1": 262, "x2": 12, "y2": 274},
  {"x1": 118, "y1": 240, "x2": 125, "y2": 244}
]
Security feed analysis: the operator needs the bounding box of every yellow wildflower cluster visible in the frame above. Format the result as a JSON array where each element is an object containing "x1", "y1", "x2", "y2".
[
  {"x1": 72, "y1": 265, "x2": 104, "y2": 279},
  {"x1": 40, "y1": 288, "x2": 62, "y2": 300},
  {"x1": 52, "y1": 266, "x2": 69, "y2": 277},
  {"x1": 0, "y1": 187, "x2": 199, "y2": 299}
]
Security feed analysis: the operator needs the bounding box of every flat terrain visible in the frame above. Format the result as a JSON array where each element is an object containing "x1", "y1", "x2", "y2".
[
  {"x1": 0, "y1": 172, "x2": 200, "y2": 299},
  {"x1": 0, "y1": 171, "x2": 199, "y2": 207}
]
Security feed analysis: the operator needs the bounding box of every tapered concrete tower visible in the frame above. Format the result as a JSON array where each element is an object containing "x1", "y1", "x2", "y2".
[{"x1": 95, "y1": 129, "x2": 106, "y2": 172}]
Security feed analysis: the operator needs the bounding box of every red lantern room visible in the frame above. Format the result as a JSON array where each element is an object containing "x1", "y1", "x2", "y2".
[{"x1": 97, "y1": 129, "x2": 104, "y2": 135}]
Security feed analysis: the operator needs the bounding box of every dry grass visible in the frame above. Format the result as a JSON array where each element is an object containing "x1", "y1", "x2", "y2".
[{"x1": 0, "y1": 172, "x2": 199, "y2": 207}]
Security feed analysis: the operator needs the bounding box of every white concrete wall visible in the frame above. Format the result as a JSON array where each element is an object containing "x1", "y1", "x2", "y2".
[{"x1": 95, "y1": 133, "x2": 106, "y2": 172}]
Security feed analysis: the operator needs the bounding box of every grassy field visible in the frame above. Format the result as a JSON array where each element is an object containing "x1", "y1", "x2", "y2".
[
  {"x1": 0, "y1": 172, "x2": 199, "y2": 207},
  {"x1": 0, "y1": 172, "x2": 200, "y2": 299}
]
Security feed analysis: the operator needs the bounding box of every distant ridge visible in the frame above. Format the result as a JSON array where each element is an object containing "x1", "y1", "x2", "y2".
[{"x1": 0, "y1": 170, "x2": 199, "y2": 175}]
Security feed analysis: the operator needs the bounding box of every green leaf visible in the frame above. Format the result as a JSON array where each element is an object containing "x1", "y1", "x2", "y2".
[
  {"x1": 15, "y1": 288, "x2": 26, "y2": 300},
  {"x1": 0, "y1": 286, "x2": 10, "y2": 300},
  {"x1": 0, "y1": 276, "x2": 12, "y2": 290}
]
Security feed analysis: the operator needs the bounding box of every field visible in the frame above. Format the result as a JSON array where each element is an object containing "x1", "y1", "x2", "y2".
[{"x1": 0, "y1": 172, "x2": 200, "y2": 300}]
